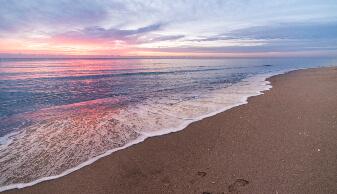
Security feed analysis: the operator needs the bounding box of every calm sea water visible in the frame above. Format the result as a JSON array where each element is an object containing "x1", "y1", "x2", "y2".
[{"x1": 0, "y1": 58, "x2": 335, "y2": 190}]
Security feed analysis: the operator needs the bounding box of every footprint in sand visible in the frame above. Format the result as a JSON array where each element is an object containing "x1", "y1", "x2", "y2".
[
  {"x1": 228, "y1": 179, "x2": 249, "y2": 193},
  {"x1": 197, "y1": 171, "x2": 207, "y2": 177}
]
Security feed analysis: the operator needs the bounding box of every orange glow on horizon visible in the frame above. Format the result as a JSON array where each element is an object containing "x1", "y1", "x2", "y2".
[
  {"x1": 0, "y1": 36, "x2": 133, "y2": 56},
  {"x1": 1, "y1": 37, "x2": 337, "y2": 58}
]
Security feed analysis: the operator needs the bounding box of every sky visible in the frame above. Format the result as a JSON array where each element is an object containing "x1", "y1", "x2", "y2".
[{"x1": 0, "y1": 0, "x2": 337, "y2": 57}]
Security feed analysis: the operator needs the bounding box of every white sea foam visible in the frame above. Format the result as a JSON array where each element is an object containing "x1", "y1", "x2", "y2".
[
  {"x1": 0, "y1": 69, "x2": 294, "y2": 192},
  {"x1": 0, "y1": 131, "x2": 21, "y2": 147}
]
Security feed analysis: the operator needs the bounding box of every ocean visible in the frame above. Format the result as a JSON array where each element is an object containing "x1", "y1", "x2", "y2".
[{"x1": 0, "y1": 57, "x2": 335, "y2": 191}]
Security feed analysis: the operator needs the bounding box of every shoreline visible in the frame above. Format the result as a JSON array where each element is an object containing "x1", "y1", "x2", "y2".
[
  {"x1": 3, "y1": 66, "x2": 337, "y2": 193},
  {"x1": 0, "y1": 70, "x2": 277, "y2": 192}
]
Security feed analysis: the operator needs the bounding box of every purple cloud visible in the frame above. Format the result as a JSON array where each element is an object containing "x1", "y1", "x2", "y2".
[
  {"x1": 227, "y1": 22, "x2": 337, "y2": 40},
  {"x1": 0, "y1": 0, "x2": 124, "y2": 34},
  {"x1": 54, "y1": 23, "x2": 163, "y2": 42},
  {"x1": 194, "y1": 22, "x2": 337, "y2": 42}
]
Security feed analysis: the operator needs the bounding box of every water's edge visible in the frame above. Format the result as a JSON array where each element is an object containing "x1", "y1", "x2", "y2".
[{"x1": 0, "y1": 67, "x2": 308, "y2": 192}]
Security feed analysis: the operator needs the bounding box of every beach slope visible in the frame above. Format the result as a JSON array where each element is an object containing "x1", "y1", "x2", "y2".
[{"x1": 4, "y1": 67, "x2": 337, "y2": 194}]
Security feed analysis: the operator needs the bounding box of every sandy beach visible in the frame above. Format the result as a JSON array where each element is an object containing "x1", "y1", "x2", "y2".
[{"x1": 3, "y1": 67, "x2": 337, "y2": 194}]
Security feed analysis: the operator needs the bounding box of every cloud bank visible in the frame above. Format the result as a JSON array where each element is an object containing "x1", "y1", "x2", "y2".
[{"x1": 0, "y1": 0, "x2": 337, "y2": 56}]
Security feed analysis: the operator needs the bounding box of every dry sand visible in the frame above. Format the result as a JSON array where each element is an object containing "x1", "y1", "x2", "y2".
[{"x1": 3, "y1": 67, "x2": 337, "y2": 194}]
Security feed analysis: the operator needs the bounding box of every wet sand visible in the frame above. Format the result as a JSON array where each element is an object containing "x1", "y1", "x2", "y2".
[{"x1": 4, "y1": 67, "x2": 337, "y2": 194}]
